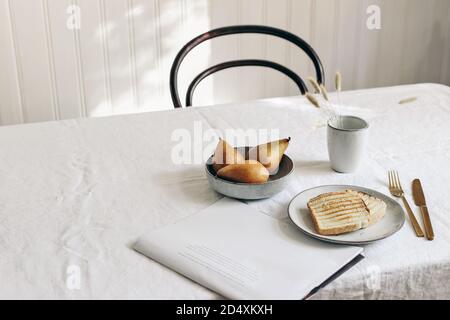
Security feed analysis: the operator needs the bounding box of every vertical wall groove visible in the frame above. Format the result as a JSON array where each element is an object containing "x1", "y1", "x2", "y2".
[
  {"x1": 72, "y1": 0, "x2": 87, "y2": 117},
  {"x1": 332, "y1": 0, "x2": 341, "y2": 79},
  {"x1": 236, "y1": 0, "x2": 242, "y2": 98},
  {"x1": 284, "y1": 0, "x2": 293, "y2": 96},
  {"x1": 399, "y1": 1, "x2": 411, "y2": 84},
  {"x1": 308, "y1": 0, "x2": 317, "y2": 81},
  {"x1": 440, "y1": 0, "x2": 450, "y2": 84},
  {"x1": 236, "y1": 0, "x2": 242, "y2": 57},
  {"x1": 7, "y1": 0, "x2": 25, "y2": 123},
  {"x1": 261, "y1": 0, "x2": 268, "y2": 97},
  {"x1": 99, "y1": 0, "x2": 113, "y2": 113},
  {"x1": 127, "y1": 0, "x2": 139, "y2": 109},
  {"x1": 42, "y1": 0, "x2": 60, "y2": 120},
  {"x1": 153, "y1": 0, "x2": 163, "y2": 98},
  {"x1": 352, "y1": 0, "x2": 363, "y2": 89},
  {"x1": 181, "y1": 0, "x2": 188, "y2": 42},
  {"x1": 372, "y1": 0, "x2": 384, "y2": 87}
]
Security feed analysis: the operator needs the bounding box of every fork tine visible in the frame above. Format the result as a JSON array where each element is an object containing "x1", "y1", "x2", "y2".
[
  {"x1": 392, "y1": 171, "x2": 396, "y2": 188},
  {"x1": 388, "y1": 170, "x2": 392, "y2": 188},
  {"x1": 394, "y1": 171, "x2": 401, "y2": 189},
  {"x1": 389, "y1": 170, "x2": 394, "y2": 188},
  {"x1": 393, "y1": 170, "x2": 397, "y2": 188}
]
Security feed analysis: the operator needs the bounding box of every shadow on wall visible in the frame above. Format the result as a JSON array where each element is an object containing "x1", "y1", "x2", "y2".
[
  {"x1": 206, "y1": 2, "x2": 309, "y2": 107},
  {"x1": 87, "y1": 0, "x2": 450, "y2": 117},
  {"x1": 90, "y1": 0, "x2": 209, "y2": 117},
  {"x1": 91, "y1": 0, "x2": 311, "y2": 115}
]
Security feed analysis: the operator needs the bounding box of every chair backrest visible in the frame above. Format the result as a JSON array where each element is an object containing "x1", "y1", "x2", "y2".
[{"x1": 170, "y1": 25, "x2": 325, "y2": 108}]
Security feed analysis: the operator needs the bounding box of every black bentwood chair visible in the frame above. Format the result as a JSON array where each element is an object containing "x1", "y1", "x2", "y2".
[{"x1": 169, "y1": 25, "x2": 325, "y2": 108}]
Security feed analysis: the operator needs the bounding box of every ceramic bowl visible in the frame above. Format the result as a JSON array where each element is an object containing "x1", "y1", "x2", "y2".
[{"x1": 205, "y1": 147, "x2": 294, "y2": 200}]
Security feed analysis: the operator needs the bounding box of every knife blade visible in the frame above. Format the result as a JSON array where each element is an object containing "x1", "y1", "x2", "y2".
[{"x1": 412, "y1": 179, "x2": 434, "y2": 240}]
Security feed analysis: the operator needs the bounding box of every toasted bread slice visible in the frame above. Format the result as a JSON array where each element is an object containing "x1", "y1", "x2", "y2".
[
  {"x1": 350, "y1": 190, "x2": 387, "y2": 225},
  {"x1": 308, "y1": 190, "x2": 387, "y2": 235},
  {"x1": 307, "y1": 190, "x2": 370, "y2": 235}
]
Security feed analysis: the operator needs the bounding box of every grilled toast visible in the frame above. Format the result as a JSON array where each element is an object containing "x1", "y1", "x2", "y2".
[
  {"x1": 350, "y1": 190, "x2": 387, "y2": 226},
  {"x1": 307, "y1": 190, "x2": 386, "y2": 235}
]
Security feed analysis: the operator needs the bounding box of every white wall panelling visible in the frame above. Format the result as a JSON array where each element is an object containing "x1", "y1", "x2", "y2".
[
  {"x1": 0, "y1": 0, "x2": 23, "y2": 124},
  {"x1": 287, "y1": 0, "x2": 312, "y2": 95},
  {"x1": 335, "y1": 0, "x2": 360, "y2": 90},
  {"x1": 0, "y1": 0, "x2": 449, "y2": 125},
  {"x1": 6, "y1": 0, "x2": 55, "y2": 123}
]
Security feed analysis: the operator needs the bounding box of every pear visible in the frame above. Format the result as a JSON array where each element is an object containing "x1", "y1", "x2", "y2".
[
  {"x1": 212, "y1": 138, "x2": 245, "y2": 173},
  {"x1": 248, "y1": 137, "x2": 290, "y2": 175},
  {"x1": 217, "y1": 160, "x2": 269, "y2": 184}
]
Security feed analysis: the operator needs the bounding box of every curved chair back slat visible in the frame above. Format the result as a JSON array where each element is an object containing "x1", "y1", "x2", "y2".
[
  {"x1": 186, "y1": 59, "x2": 308, "y2": 107},
  {"x1": 170, "y1": 25, "x2": 324, "y2": 108}
]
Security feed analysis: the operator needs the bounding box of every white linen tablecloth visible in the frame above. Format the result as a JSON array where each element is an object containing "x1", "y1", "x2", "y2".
[{"x1": 0, "y1": 83, "x2": 449, "y2": 299}]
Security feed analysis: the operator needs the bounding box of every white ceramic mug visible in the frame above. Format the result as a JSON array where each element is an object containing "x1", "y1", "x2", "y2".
[{"x1": 327, "y1": 116, "x2": 369, "y2": 173}]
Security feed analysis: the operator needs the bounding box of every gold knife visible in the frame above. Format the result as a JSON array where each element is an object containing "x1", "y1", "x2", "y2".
[{"x1": 412, "y1": 179, "x2": 434, "y2": 240}]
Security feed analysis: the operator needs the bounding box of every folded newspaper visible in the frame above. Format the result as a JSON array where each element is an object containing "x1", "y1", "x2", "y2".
[{"x1": 134, "y1": 197, "x2": 363, "y2": 299}]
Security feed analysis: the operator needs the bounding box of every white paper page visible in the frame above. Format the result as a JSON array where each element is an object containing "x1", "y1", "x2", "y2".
[{"x1": 134, "y1": 197, "x2": 363, "y2": 300}]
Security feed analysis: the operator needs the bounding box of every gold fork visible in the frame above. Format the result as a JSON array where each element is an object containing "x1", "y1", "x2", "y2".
[{"x1": 388, "y1": 170, "x2": 424, "y2": 237}]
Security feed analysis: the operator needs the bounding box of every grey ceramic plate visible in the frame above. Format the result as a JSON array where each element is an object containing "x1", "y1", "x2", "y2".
[
  {"x1": 205, "y1": 147, "x2": 294, "y2": 200},
  {"x1": 288, "y1": 185, "x2": 405, "y2": 245}
]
